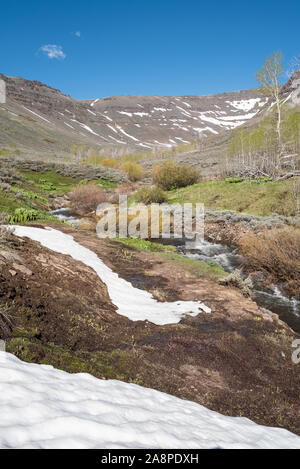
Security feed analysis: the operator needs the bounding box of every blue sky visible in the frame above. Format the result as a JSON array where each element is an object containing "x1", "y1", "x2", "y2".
[{"x1": 1, "y1": 0, "x2": 299, "y2": 99}]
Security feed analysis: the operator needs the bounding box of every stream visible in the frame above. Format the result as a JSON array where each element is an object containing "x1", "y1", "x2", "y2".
[
  {"x1": 169, "y1": 238, "x2": 300, "y2": 333},
  {"x1": 51, "y1": 208, "x2": 300, "y2": 332}
]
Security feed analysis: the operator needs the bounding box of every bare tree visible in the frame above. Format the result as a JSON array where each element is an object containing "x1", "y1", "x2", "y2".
[
  {"x1": 256, "y1": 51, "x2": 284, "y2": 158},
  {"x1": 287, "y1": 54, "x2": 300, "y2": 77}
]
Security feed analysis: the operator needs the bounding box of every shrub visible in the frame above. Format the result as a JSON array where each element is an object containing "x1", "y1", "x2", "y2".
[
  {"x1": 0, "y1": 213, "x2": 14, "y2": 244},
  {"x1": 238, "y1": 227, "x2": 300, "y2": 295},
  {"x1": 69, "y1": 184, "x2": 106, "y2": 214},
  {"x1": 153, "y1": 160, "x2": 199, "y2": 190},
  {"x1": 100, "y1": 158, "x2": 120, "y2": 169},
  {"x1": 135, "y1": 186, "x2": 167, "y2": 205},
  {"x1": 120, "y1": 162, "x2": 144, "y2": 181}
]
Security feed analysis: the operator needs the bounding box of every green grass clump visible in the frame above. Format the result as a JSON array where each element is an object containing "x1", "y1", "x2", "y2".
[
  {"x1": 116, "y1": 238, "x2": 176, "y2": 253},
  {"x1": 162, "y1": 252, "x2": 226, "y2": 279},
  {"x1": 96, "y1": 179, "x2": 118, "y2": 188},
  {"x1": 225, "y1": 177, "x2": 244, "y2": 183},
  {"x1": 0, "y1": 148, "x2": 12, "y2": 156}
]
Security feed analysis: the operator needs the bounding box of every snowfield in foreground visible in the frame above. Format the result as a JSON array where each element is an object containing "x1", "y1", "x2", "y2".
[
  {"x1": 1, "y1": 353, "x2": 299, "y2": 449},
  {"x1": 12, "y1": 226, "x2": 211, "y2": 325}
]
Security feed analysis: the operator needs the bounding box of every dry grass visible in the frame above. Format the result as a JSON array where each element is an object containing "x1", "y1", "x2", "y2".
[
  {"x1": 0, "y1": 307, "x2": 13, "y2": 338},
  {"x1": 238, "y1": 227, "x2": 300, "y2": 295},
  {"x1": 100, "y1": 158, "x2": 120, "y2": 169},
  {"x1": 0, "y1": 212, "x2": 15, "y2": 246}
]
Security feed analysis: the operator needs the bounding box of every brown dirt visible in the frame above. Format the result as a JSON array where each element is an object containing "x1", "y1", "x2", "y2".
[{"x1": 0, "y1": 222, "x2": 299, "y2": 435}]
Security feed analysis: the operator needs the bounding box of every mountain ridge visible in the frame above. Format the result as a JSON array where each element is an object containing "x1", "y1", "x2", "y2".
[{"x1": 0, "y1": 71, "x2": 299, "y2": 171}]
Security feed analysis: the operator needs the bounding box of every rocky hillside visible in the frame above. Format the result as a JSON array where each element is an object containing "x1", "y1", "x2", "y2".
[
  {"x1": 281, "y1": 69, "x2": 300, "y2": 106},
  {"x1": 1, "y1": 71, "x2": 299, "y2": 173},
  {"x1": 0, "y1": 73, "x2": 268, "y2": 158}
]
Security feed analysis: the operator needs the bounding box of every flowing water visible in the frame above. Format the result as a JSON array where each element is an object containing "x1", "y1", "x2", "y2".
[
  {"x1": 171, "y1": 238, "x2": 300, "y2": 333},
  {"x1": 50, "y1": 208, "x2": 80, "y2": 226},
  {"x1": 51, "y1": 208, "x2": 300, "y2": 332}
]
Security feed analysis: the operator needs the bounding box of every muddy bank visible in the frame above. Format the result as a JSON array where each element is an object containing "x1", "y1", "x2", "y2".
[{"x1": 0, "y1": 223, "x2": 299, "y2": 435}]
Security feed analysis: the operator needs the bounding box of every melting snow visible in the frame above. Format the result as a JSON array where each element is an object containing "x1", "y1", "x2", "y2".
[
  {"x1": 118, "y1": 111, "x2": 133, "y2": 117},
  {"x1": 194, "y1": 127, "x2": 219, "y2": 135},
  {"x1": 116, "y1": 125, "x2": 139, "y2": 142},
  {"x1": 90, "y1": 98, "x2": 99, "y2": 107},
  {"x1": 198, "y1": 114, "x2": 243, "y2": 129},
  {"x1": 101, "y1": 114, "x2": 113, "y2": 121},
  {"x1": 12, "y1": 226, "x2": 210, "y2": 325},
  {"x1": 64, "y1": 122, "x2": 74, "y2": 129},
  {"x1": 23, "y1": 107, "x2": 51, "y2": 124},
  {"x1": 226, "y1": 98, "x2": 261, "y2": 112},
  {"x1": 175, "y1": 137, "x2": 190, "y2": 143},
  {"x1": 71, "y1": 120, "x2": 100, "y2": 136},
  {"x1": 0, "y1": 352, "x2": 299, "y2": 449},
  {"x1": 108, "y1": 135, "x2": 126, "y2": 144},
  {"x1": 106, "y1": 124, "x2": 118, "y2": 133}
]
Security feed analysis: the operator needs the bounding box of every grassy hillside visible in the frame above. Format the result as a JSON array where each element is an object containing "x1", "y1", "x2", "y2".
[
  {"x1": 167, "y1": 179, "x2": 298, "y2": 217},
  {"x1": 0, "y1": 166, "x2": 119, "y2": 223}
]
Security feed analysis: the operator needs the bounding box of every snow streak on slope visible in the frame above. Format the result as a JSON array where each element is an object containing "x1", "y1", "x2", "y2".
[
  {"x1": 1, "y1": 74, "x2": 271, "y2": 151},
  {"x1": 1, "y1": 352, "x2": 299, "y2": 449},
  {"x1": 12, "y1": 226, "x2": 211, "y2": 325}
]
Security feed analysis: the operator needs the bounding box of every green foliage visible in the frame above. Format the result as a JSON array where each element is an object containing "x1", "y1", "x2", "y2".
[
  {"x1": 10, "y1": 186, "x2": 47, "y2": 202},
  {"x1": 96, "y1": 179, "x2": 117, "y2": 188},
  {"x1": 282, "y1": 110, "x2": 300, "y2": 153},
  {"x1": 116, "y1": 238, "x2": 176, "y2": 253},
  {"x1": 135, "y1": 186, "x2": 167, "y2": 204},
  {"x1": 0, "y1": 148, "x2": 11, "y2": 156},
  {"x1": 153, "y1": 160, "x2": 199, "y2": 190},
  {"x1": 8, "y1": 208, "x2": 38, "y2": 223},
  {"x1": 38, "y1": 179, "x2": 56, "y2": 191},
  {"x1": 21, "y1": 170, "x2": 79, "y2": 194},
  {"x1": 225, "y1": 177, "x2": 244, "y2": 184},
  {"x1": 256, "y1": 51, "x2": 284, "y2": 95},
  {"x1": 163, "y1": 252, "x2": 226, "y2": 279}
]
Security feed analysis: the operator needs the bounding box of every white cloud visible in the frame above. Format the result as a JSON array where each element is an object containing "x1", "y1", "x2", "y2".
[
  {"x1": 75, "y1": 31, "x2": 81, "y2": 37},
  {"x1": 40, "y1": 44, "x2": 66, "y2": 60}
]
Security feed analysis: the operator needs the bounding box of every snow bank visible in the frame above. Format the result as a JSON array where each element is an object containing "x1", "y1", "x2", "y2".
[
  {"x1": 11, "y1": 227, "x2": 210, "y2": 325},
  {"x1": 0, "y1": 352, "x2": 299, "y2": 449}
]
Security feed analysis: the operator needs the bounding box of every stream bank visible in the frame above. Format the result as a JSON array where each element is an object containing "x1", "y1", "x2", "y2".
[{"x1": 50, "y1": 208, "x2": 300, "y2": 333}]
